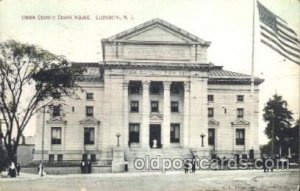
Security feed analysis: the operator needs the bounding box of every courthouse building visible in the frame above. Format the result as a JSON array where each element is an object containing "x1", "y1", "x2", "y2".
[{"x1": 34, "y1": 18, "x2": 263, "y2": 170}]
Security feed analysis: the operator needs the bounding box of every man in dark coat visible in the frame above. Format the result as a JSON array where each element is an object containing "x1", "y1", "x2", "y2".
[
  {"x1": 192, "y1": 158, "x2": 196, "y2": 173},
  {"x1": 184, "y1": 160, "x2": 189, "y2": 174},
  {"x1": 87, "y1": 160, "x2": 92, "y2": 174},
  {"x1": 16, "y1": 162, "x2": 21, "y2": 175},
  {"x1": 80, "y1": 160, "x2": 86, "y2": 174}
]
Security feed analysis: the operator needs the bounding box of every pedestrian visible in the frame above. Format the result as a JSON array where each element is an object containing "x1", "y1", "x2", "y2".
[
  {"x1": 192, "y1": 158, "x2": 196, "y2": 173},
  {"x1": 8, "y1": 161, "x2": 17, "y2": 178},
  {"x1": 38, "y1": 161, "x2": 45, "y2": 177},
  {"x1": 87, "y1": 160, "x2": 92, "y2": 174},
  {"x1": 217, "y1": 157, "x2": 222, "y2": 170},
  {"x1": 270, "y1": 156, "x2": 275, "y2": 172},
  {"x1": 16, "y1": 162, "x2": 21, "y2": 175},
  {"x1": 262, "y1": 156, "x2": 267, "y2": 172},
  {"x1": 184, "y1": 160, "x2": 189, "y2": 174},
  {"x1": 80, "y1": 160, "x2": 86, "y2": 174},
  {"x1": 281, "y1": 157, "x2": 288, "y2": 170}
]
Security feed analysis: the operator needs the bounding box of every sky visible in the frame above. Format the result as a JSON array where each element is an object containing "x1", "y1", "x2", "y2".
[{"x1": 0, "y1": 0, "x2": 299, "y2": 144}]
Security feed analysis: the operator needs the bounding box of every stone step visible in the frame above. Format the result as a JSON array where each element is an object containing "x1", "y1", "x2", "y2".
[{"x1": 124, "y1": 148, "x2": 193, "y2": 172}]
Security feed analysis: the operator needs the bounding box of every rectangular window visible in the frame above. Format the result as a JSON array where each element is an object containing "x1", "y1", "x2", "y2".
[
  {"x1": 130, "y1": 101, "x2": 139, "y2": 112},
  {"x1": 237, "y1": 108, "x2": 244, "y2": 118},
  {"x1": 208, "y1": 108, "x2": 214, "y2": 118},
  {"x1": 170, "y1": 84, "x2": 180, "y2": 94},
  {"x1": 84, "y1": 127, "x2": 95, "y2": 145},
  {"x1": 236, "y1": 129, "x2": 245, "y2": 145},
  {"x1": 91, "y1": 154, "x2": 96, "y2": 162},
  {"x1": 129, "y1": 85, "x2": 140, "y2": 94},
  {"x1": 129, "y1": 123, "x2": 140, "y2": 143},
  {"x1": 208, "y1": 128, "x2": 215, "y2": 146},
  {"x1": 52, "y1": 106, "x2": 61, "y2": 117},
  {"x1": 150, "y1": 84, "x2": 160, "y2": 94},
  {"x1": 86, "y1": 93, "x2": 94, "y2": 100},
  {"x1": 49, "y1": 154, "x2": 55, "y2": 162},
  {"x1": 151, "y1": 101, "x2": 159, "y2": 112},
  {"x1": 237, "y1": 95, "x2": 244, "y2": 102},
  {"x1": 86, "y1": 106, "x2": 94, "y2": 117},
  {"x1": 171, "y1": 101, "x2": 179, "y2": 112},
  {"x1": 57, "y1": 154, "x2": 63, "y2": 162},
  {"x1": 51, "y1": 127, "x2": 61, "y2": 144},
  {"x1": 170, "y1": 124, "x2": 180, "y2": 143},
  {"x1": 208, "y1": 95, "x2": 214, "y2": 102}
]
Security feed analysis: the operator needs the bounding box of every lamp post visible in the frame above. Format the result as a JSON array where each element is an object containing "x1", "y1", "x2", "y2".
[
  {"x1": 116, "y1": 133, "x2": 121, "y2": 147},
  {"x1": 200, "y1": 133, "x2": 206, "y2": 147},
  {"x1": 269, "y1": 109, "x2": 275, "y2": 158},
  {"x1": 41, "y1": 106, "x2": 46, "y2": 162}
]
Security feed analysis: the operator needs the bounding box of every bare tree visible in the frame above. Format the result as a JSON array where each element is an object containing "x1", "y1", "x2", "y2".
[{"x1": 0, "y1": 40, "x2": 84, "y2": 162}]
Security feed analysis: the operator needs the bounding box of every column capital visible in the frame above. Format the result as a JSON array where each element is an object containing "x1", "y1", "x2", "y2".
[
  {"x1": 142, "y1": 80, "x2": 150, "y2": 87},
  {"x1": 184, "y1": 81, "x2": 190, "y2": 92},
  {"x1": 163, "y1": 81, "x2": 172, "y2": 90}
]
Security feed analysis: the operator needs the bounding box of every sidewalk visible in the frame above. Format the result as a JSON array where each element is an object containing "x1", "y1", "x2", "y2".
[
  {"x1": 0, "y1": 172, "x2": 41, "y2": 181},
  {"x1": 1, "y1": 168, "x2": 298, "y2": 181}
]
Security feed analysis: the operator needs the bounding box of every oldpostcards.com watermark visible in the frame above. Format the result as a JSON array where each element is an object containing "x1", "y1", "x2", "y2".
[{"x1": 134, "y1": 156, "x2": 290, "y2": 173}]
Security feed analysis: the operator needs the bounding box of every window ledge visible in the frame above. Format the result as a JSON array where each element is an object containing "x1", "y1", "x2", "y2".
[{"x1": 129, "y1": 143, "x2": 140, "y2": 148}]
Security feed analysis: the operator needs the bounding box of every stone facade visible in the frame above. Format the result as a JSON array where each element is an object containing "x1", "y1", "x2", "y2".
[{"x1": 34, "y1": 18, "x2": 263, "y2": 167}]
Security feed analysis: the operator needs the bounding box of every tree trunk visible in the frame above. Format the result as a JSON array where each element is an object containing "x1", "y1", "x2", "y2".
[{"x1": 5, "y1": 144, "x2": 17, "y2": 163}]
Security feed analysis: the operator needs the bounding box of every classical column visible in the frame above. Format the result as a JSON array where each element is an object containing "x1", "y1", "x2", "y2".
[
  {"x1": 122, "y1": 80, "x2": 129, "y2": 148},
  {"x1": 162, "y1": 81, "x2": 171, "y2": 148},
  {"x1": 183, "y1": 81, "x2": 190, "y2": 148},
  {"x1": 141, "y1": 81, "x2": 150, "y2": 148}
]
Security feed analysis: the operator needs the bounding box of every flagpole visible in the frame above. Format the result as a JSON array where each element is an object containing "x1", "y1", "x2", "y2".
[
  {"x1": 249, "y1": 0, "x2": 256, "y2": 151},
  {"x1": 251, "y1": 0, "x2": 256, "y2": 95}
]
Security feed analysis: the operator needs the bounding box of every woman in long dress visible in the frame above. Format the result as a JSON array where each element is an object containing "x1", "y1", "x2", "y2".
[
  {"x1": 38, "y1": 161, "x2": 45, "y2": 177},
  {"x1": 8, "y1": 161, "x2": 16, "y2": 177}
]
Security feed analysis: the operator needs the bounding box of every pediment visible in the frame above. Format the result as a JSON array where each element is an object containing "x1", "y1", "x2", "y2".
[
  {"x1": 125, "y1": 25, "x2": 188, "y2": 43},
  {"x1": 79, "y1": 117, "x2": 100, "y2": 126},
  {"x1": 46, "y1": 117, "x2": 67, "y2": 125},
  {"x1": 150, "y1": 113, "x2": 163, "y2": 120},
  {"x1": 105, "y1": 18, "x2": 210, "y2": 45},
  {"x1": 231, "y1": 119, "x2": 250, "y2": 126},
  {"x1": 208, "y1": 119, "x2": 220, "y2": 126}
]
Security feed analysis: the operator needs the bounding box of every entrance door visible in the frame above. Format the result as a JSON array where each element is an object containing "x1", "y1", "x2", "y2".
[{"x1": 149, "y1": 124, "x2": 161, "y2": 148}]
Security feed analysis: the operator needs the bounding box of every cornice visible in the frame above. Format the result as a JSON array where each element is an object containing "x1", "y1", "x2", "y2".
[
  {"x1": 103, "y1": 62, "x2": 210, "y2": 71},
  {"x1": 208, "y1": 78, "x2": 264, "y2": 85},
  {"x1": 103, "y1": 40, "x2": 204, "y2": 46}
]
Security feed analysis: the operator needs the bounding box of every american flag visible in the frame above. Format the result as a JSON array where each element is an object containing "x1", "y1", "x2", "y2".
[{"x1": 257, "y1": 1, "x2": 300, "y2": 65}]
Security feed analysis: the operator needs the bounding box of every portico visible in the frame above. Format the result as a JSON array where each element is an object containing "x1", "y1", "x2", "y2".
[{"x1": 123, "y1": 78, "x2": 192, "y2": 149}]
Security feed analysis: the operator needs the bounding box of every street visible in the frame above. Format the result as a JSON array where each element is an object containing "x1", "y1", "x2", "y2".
[{"x1": 0, "y1": 169, "x2": 299, "y2": 191}]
